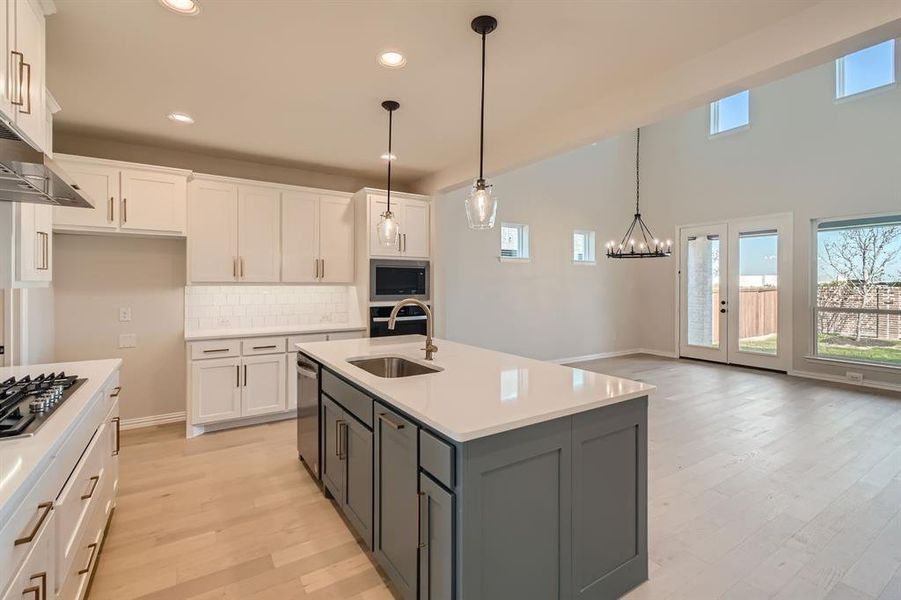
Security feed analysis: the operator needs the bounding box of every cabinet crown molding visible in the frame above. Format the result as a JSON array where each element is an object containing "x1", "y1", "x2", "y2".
[{"x1": 54, "y1": 153, "x2": 193, "y2": 177}]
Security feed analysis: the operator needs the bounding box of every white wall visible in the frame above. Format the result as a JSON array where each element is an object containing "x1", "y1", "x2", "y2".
[
  {"x1": 434, "y1": 140, "x2": 641, "y2": 361},
  {"x1": 635, "y1": 51, "x2": 901, "y2": 386}
]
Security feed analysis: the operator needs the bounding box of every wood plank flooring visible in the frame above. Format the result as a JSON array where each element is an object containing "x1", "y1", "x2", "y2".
[{"x1": 89, "y1": 355, "x2": 901, "y2": 599}]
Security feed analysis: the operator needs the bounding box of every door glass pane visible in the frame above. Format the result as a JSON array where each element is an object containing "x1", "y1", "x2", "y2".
[
  {"x1": 737, "y1": 231, "x2": 778, "y2": 354},
  {"x1": 686, "y1": 234, "x2": 721, "y2": 348}
]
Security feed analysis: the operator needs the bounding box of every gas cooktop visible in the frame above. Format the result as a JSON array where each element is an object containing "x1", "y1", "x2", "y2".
[{"x1": 0, "y1": 372, "x2": 86, "y2": 440}]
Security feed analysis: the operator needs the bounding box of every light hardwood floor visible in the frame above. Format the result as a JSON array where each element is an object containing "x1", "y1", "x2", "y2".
[{"x1": 89, "y1": 355, "x2": 901, "y2": 600}]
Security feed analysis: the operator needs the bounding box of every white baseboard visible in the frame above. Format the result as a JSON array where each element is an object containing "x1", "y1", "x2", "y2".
[
  {"x1": 188, "y1": 410, "x2": 296, "y2": 438},
  {"x1": 553, "y1": 348, "x2": 679, "y2": 365},
  {"x1": 636, "y1": 348, "x2": 679, "y2": 359},
  {"x1": 789, "y1": 369, "x2": 901, "y2": 393},
  {"x1": 120, "y1": 411, "x2": 186, "y2": 430}
]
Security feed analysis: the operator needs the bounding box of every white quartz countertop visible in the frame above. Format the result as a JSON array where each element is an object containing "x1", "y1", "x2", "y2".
[
  {"x1": 0, "y1": 359, "x2": 121, "y2": 521},
  {"x1": 296, "y1": 336, "x2": 654, "y2": 442},
  {"x1": 185, "y1": 323, "x2": 367, "y2": 342}
]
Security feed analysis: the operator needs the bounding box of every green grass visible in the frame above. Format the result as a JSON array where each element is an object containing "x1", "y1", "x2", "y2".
[
  {"x1": 738, "y1": 333, "x2": 901, "y2": 365},
  {"x1": 739, "y1": 334, "x2": 777, "y2": 354}
]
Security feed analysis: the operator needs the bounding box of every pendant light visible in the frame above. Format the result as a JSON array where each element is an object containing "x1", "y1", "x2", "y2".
[
  {"x1": 605, "y1": 128, "x2": 672, "y2": 259},
  {"x1": 376, "y1": 100, "x2": 401, "y2": 248},
  {"x1": 465, "y1": 15, "x2": 499, "y2": 230}
]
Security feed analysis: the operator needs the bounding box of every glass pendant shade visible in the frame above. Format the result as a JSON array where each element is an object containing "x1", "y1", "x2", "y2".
[
  {"x1": 465, "y1": 180, "x2": 497, "y2": 229},
  {"x1": 376, "y1": 209, "x2": 399, "y2": 247}
]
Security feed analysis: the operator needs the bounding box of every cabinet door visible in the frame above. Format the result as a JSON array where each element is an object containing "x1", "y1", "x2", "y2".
[
  {"x1": 0, "y1": 0, "x2": 11, "y2": 118},
  {"x1": 241, "y1": 354, "x2": 287, "y2": 417},
  {"x1": 401, "y1": 198, "x2": 430, "y2": 258},
  {"x1": 52, "y1": 161, "x2": 120, "y2": 230},
  {"x1": 419, "y1": 473, "x2": 454, "y2": 600},
  {"x1": 281, "y1": 191, "x2": 319, "y2": 283},
  {"x1": 12, "y1": 0, "x2": 45, "y2": 151},
  {"x1": 188, "y1": 179, "x2": 238, "y2": 282},
  {"x1": 374, "y1": 405, "x2": 418, "y2": 598},
  {"x1": 369, "y1": 194, "x2": 400, "y2": 257},
  {"x1": 319, "y1": 194, "x2": 354, "y2": 283},
  {"x1": 0, "y1": 513, "x2": 54, "y2": 600},
  {"x1": 238, "y1": 185, "x2": 280, "y2": 282},
  {"x1": 31, "y1": 204, "x2": 50, "y2": 282},
  {"x1": 120, "y1": 168, "x2": 188, "y2": 234},
  {"x1": 343, "y1": 415, "x2": 373, "y2": 549},
  {"x1": 14, "y1": 202, "x2": 37, "y2": 282},
  {"x1": 191, "y1": 357, "x2": 241, "y2": 424},
  {"x1": 321, "y1": 395, "x2": 345, "y2": 501}
]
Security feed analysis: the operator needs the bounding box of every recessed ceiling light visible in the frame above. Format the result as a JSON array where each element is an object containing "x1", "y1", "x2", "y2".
[
  {"x1": 167, "y1": 112, "x2": 195, "y2": 124},
  {"x1": 159, "y1": 0, "x2": 200, "y2": 16},
  {"x1": 380, "y1": 152, "x2": 397, "y2": 161},
  {"x1": 378, "y1": 51, "x2": 406, "y2": 69}
]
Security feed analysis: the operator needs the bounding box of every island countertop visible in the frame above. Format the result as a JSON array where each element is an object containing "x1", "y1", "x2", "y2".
[{"x1": 296, "y1": 335, "x2": 654, "y2": 442}]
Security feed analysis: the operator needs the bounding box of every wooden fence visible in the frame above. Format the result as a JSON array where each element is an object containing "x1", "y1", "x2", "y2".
[{"x1": 711, "y1": 287, "x2": 778, "y2": 343}]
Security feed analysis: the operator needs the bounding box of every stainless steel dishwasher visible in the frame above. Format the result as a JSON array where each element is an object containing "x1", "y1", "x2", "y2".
[{"x1": 296, "y1": 352, "x2": 320, "y2": 479}]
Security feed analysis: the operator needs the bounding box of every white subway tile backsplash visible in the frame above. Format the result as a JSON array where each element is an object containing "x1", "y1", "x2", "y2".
[{"x1": 185, "y1": 285, "x2": 355, "y2": 333}]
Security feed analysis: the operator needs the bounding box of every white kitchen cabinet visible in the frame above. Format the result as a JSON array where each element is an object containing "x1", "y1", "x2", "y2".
[
  {"x1": 319, "y1": 194, "x2": 355, "y2": 282},
  {"x1": 119, "y1": 168, "x2": 188, "y2": 235},
  {"x1": 238, "y1": 185, "x2": 281, "y2": 282},
  {"x1": 368, "y1": 193, "x2": 430, "y2": 259},
  {"x1": 15, "y1": 202, "x2": 51, "y2": 283},
  {"x1": 9, "y1": 0, "x2": 46, "y2": 151},
  {"x1": 0, "y1": 0, "x2": 12, "y2": 118},
  {"x1": 188, "y1": 178, "x2": 239, "y2": 282},
  {"x1": 241, "y1": 353, "x2": 287, "y2": 416},
  {"x1": 281, "y1": 191, "x2": 319, "y2": 283},
  {"x1": 191, "y1": 356, "x2": 242, "y2": 424},
  {"x1": 0, "y1": 513, "x2": 54, "y2": 600},
  {"x1": 52, "y1": 160, "x2": 120, "y2": 231}
]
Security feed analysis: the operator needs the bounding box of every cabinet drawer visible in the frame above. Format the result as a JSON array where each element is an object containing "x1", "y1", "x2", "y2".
[
  {"x1": 288, "y1": 333, "x2": 329, "y2": 347},
  {"x1": 321, "y1": 369, "x2": 372, "y2": 428},
  {"x1": 58, "y1": 493, "x2": 108, "y2": 600},
  {"x1": 241, "y1": 336, "x2": 286, "y2": 355},
  {"x1": 1, "y1": 512, "x2": 54, "y2": 600},
  {"x1": 0, "y1": 471, "x2": 56, "y2": 591},
  {"x1": 419, "y1": 429, "x2": 455, "y2": 489},
  {"x1": 191, "y1": 339, "x2": 240, "y2": 359}
]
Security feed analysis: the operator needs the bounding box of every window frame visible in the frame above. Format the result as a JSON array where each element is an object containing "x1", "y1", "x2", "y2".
[
  {"x1": 572, "y1": 229, "x2": 596, "y2": 265},
  {"x1": 709, "y1": 90, "x2": 750, "y2": 137},
  {"x1": 834, "y1": 39, "x2": 898, "y2": 101},
  {"x1": 499, "y1": 222, "x2": 530, "y2": 262},
  {"x1": 811, "y1": 213, "x2": 901, "y2": 370}
]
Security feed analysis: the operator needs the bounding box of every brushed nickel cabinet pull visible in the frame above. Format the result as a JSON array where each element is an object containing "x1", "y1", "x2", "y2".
[
  {"x1": 10, "y1": 51, "x2": 23, "y2": 106},
  {"x1": 81, "y1": 475, "x2": 100, "y2": 500},
  {"x1": 122, "y1": 198, "x2": 127, "y2": 223},
  {"x1": 240, "y1": 257, "x2": 245, "y2": 278},
  {"x1": 112, "y1": 416, "x2": 121, "y2": 455},
  {"x1": 233, "y1": 257, "x2": 237, "y2": 278},
  {"x1": 252, "y1": 345, "x2": 277, "y2": 350},
  {"x1": 34, "y1": 231, "x2": 41, "y2": 270},
  {"x1": 19, "y1": 61, "x2": 31, "y2": 114},
  {"x1": 110, "y1": 386, "x2": 122, "y2": 397},
  {"x1": 14, "y1": 502, "x2": 52, "y2": 546},
  {"x1": 108, "y1": 196, "x2": 114, "y2": 222},
  {"x1": 22, "y1": 585, "x2": 39, "y2": 600},
  {"x1": 417, "y1": 491, "x2": 429, "y2": 549},
  {"x1": 28, "y1": 572, "x2": 46, "y2": 600},
  {"x1": 236, "y1": 364, "x2": 240, "y2": 387},
  {"x1": 320, "y1": 259, "x2": 325, "y2": 279},
  {"x1": 378, "y1": 412, "x2": 405, "y2": 430},
  {"x1": 335, "y1": 419, "x2": 344, "y2": 458},
  {"x1": 313, "y1": 258, "x2": 319, "y2": 279},
  {"x1": 203, "y1": 348, "x2": 229, "y2": 354},
  {"x1": 243, "y1": 364, "x2": 247, "y2": 387},
  {"x1": 78, "y1": 543, "x2": 98, "y2": 575}
]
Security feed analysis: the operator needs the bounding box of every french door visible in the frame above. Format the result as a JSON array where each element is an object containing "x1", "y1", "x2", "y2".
[{"x1": 679, "y1": 214, "x2": 792, "y2": 371}]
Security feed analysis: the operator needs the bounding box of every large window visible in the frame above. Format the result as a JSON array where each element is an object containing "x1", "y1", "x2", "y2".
[
  {"x1": 500, "y1": 223, "x2": 529, "y2": 260},
  {"x1": 709, "y1": 90, "x2": 749, "y2": 135},
  {"x1": 816, "y1": 215, "x2": 901, "y2": 367},
  {"x1": 835, "y1": 39, "x2": 896, "y2": 99}
]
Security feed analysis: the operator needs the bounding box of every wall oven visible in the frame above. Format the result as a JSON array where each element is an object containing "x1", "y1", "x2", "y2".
[
  {"x1": 370, "y1": 259, "x2": 429, "y2": 302},
  {"x1": 369, "y1": 304, "x2": 429, "y2": 337}
]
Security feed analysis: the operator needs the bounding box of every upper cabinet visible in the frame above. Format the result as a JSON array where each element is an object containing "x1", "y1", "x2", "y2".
[
  {"x1": 188, "y1": 175, "x2": 353, "y2": 284},
  {"x1": 53, "y1": 155, "x2": 190, "y2": 236},
  {"x1": 10, "y1": 0, "x2": 45, "y2": 150},
  {"x1": 0, "y1": 201, "x2": 52, "y2": 287},
  {"x1": 365, "y1": 192, "x2": 430, "y2": 259}
]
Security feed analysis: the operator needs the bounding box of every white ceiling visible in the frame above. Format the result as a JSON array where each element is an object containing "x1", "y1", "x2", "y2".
[{"x1": 46, "y1": 1, "x2": 899, "y2": 191}]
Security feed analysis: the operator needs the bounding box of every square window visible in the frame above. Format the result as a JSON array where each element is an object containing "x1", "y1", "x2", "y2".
[
  {"x1": 573, "y1": 230, "x2": 596, "y2": 263},
  {"x1": 500, "y1": 223, "x2": 529, "y2": 260},
  {"x1": 836, "y1": 39, "x2": 896, "y2": 99},
  {"x1": 709, "y1": 90, "x2": 749, "y2": 135}
]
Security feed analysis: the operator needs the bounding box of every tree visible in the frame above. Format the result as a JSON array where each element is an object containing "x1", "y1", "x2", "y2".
[{"x1": 821, "y1": 225, "x2": 901, "y2": 340}]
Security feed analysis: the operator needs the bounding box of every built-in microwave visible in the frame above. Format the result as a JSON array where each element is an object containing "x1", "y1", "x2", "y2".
[{"x1": 370, "y1": 259, "x2": 429, "y2": 302}]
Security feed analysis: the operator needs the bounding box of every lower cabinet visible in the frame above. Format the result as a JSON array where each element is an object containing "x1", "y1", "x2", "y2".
[
  {"x1": 191, "y1": 357, "x2": 242, "y2": 424},
  {"x1": 419, "y1": 473, "x2": 454, "y2": 600},
  {"x1": 0, "y1": 515, "x2": 54, "y2": 600},
  {"x1": 241, "y1": 354, "x2": 287, "y2": 417}
]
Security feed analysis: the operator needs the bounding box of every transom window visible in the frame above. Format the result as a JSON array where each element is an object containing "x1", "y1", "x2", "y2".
[
  {"x1": 500, "y1": 223, "x2": 529, "y2": 260},
  {"x1": 835, "y1": 39, "x2": 896, "y2": 99},
  {"x1": 709, "y1": 90, "x2": 749, "y2": 135},
  {"x1": 815, "y1": 215, "x2": 901, "y2": 367},
  {"x1": 573, "y1": 230, "x2": 596, "y2": 264}
]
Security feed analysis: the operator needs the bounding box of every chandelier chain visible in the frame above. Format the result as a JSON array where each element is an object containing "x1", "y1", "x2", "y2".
[{"x1": 635, "y1": 128, "x2": 640, "y2": 215}]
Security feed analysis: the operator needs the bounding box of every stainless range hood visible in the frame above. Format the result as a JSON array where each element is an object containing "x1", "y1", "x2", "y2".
[{"x1": 0, "y1": 121, "x2": 93, "y2": 208}]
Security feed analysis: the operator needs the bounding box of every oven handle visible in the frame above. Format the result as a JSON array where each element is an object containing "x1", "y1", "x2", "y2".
[{"x1": 372, "y1": 316, "x2": 427, "y2": 323}]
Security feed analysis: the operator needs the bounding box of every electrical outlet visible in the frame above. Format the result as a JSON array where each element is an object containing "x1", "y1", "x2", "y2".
[
  {"x1": 846, "y1": 371, "x2": 863, "y2": 383},
  {"x1": 119, "y1": 307, "x2": 132, "y2": 322},
  {"x1": 118, "y1": 333, "x2": 137, "y2": 348},
  {"x1": 217, "y1": 317, "x2": 232, "y2": 327}
]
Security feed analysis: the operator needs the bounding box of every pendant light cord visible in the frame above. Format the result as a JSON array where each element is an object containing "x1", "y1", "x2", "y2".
[
  {"x1": 387, "y1": 109, "x2": 393, "y2": 212},
  {"x1": 479, "y1": 30, "x2": 486, "y2": 183},
  {"x1": 635, "y1": 128, "x2": 640, "y2": 215}
]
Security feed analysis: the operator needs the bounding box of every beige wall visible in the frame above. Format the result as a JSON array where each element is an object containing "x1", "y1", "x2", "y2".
[
  {"x1": 53, "y1": 234, "x2": 186, "y2": 421},
  {"x1": 53, "y1": 131, "x2": 390, "y2": 193}
]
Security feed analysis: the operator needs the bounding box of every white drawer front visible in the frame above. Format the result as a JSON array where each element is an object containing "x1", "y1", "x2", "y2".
[
  {"x1": 191, "y1": 339, "x2": 240, "y2": 359},
  {"x1": 1, "y1": 513, "x2": 55, "y2": 600},
  {"x1": 58, "y1": 494, "x2": 108, "y2": 600},
  {"x1": 241, "y1": 336, "x2": 287, "y2": 356}
]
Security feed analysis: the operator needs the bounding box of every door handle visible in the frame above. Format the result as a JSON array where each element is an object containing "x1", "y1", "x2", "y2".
[
  {"x1": 320, "y1": 259, "x2": 325, "y2": 279},
  {"x1": 314, "y1": 258, "x2": 319, "y2": 279},
  {"x1": 377, "y1": 412, "x2": 405, "y2": 430},
  {"x1": 233, "y1": 257, "x2": 238, "y2": 279},
  {"x1": 335, "y1": 419, "x2": 346, "y2": 459},
  {"x1": 27, "y1": 573, "x2": 46, "y2": 600},
  {"x1": 112, "y1": 416, "x2": 121, "y2": 455},
  {"x1": 19, "y1": 60, "x2": 31, "y2": 114},
  {"x1": 15, "y1": 502, "x2": 53, "y2": 546},
  {"x1": 109, "y1": 196, "x2": 114, "y2": 222},
  {"x1": 123, "y1": 197, "x2": 127, "y2": 223},
  {"x1": 720, "y1": 308, "x2": 727, "y2": 313},
  {"x1": 81, "y1": 475, "x2": 100, "y2": 500},
  {"x1": 236, "y1": 364, "x2": 240, "y2": 387},
  {"x1": 78, "y1": 543, "x2": 99, "y2": 575},
  {"x1": 10, "y1": 51, "x2": 23, "y2": 107},
  {"x1": 417, "y1": 491, "x2": 429, "y2": 549},
  {"x1": 243, "y1": 364, "x2": 247, "y2": 387}
]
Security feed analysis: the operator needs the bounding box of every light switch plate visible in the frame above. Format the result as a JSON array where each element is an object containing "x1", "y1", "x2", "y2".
[
  {"x1": 119, "y1": 307, "x2": 132, "y2": 322},
  {"x1": 119, "y1": 333, "x2": 137, "y2": 348}
]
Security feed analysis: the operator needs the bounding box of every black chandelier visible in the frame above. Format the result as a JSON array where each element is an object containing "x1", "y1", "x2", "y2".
[{"x1": 606, "y1": 128, "x2": 671, "y2": 259}]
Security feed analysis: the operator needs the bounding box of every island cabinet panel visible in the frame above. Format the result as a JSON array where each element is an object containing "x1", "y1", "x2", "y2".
[
  {"x1": 320, "y1": 395, "x2": 345, "y2": 502},
  {"x1": 321, "y1": 370, "x2": 373, "y2": 427},
  {"x1": 373, "y1": 404, "x2": 418, "y2": 599},
  {"x1": 571, "y1": 398, "x2": 648, "y2": 599},
  {"x1": 419, "y1": 473, "x2": 454, "y2": 600},
  {"x1": 458, "y1": 417, "x2": 573, "y2": 600},
  {"x1": 419, "y1": 429, "x2": 454, "y2": 489}
]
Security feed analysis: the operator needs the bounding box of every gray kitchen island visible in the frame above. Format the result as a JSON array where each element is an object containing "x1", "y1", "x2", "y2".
[{"x1": 296, "y1": 334, "x2": 653, "y2": 600}]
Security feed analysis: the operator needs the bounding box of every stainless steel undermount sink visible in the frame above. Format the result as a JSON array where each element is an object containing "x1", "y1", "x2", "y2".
[{"x1": 347, "y1": 356, "x2": 442, "y2": 378}]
